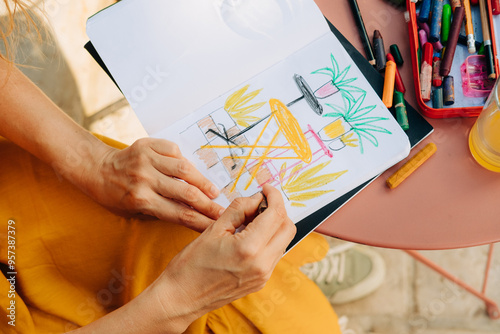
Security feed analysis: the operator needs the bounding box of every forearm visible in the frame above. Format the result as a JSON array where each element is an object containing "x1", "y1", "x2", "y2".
[
  {"x1": 68, "y1": 283, "x2": 196, "y2": 334},
  {"x1": 0, "y1": 60, "x2": 112, "y2": 190},
  {"x1": 0, "y1": 58, "x2": 223, "y2": 229}
]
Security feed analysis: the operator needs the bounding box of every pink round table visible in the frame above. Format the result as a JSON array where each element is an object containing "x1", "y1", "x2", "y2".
[{"x1": 314, "y1": 0, "x2": 500, "y2": 250}]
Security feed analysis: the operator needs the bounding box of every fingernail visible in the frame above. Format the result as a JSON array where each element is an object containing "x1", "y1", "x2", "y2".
[
  {"x1": 210, "y1": 185, "x2": 220, "y2": 198},
  {"x1": 218, "y1": 208, "x2": 225, "y2": 217}
]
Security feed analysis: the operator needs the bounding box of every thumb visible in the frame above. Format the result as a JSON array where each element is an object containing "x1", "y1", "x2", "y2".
[{"x1": 214, "y1": 193, "x2": 264, "y2": 233}]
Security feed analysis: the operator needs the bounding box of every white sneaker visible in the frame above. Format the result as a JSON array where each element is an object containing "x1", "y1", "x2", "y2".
[{"x1": 300, "y1": 242, "x2": 385, "y2": 305}]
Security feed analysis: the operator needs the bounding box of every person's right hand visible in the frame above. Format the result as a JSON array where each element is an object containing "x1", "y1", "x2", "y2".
[
  {"x1": 80, "y1": 138, "x2": 224, "y2": 232},
  {"x1": 66, "y1": 184, "x2": 296, "y2": 334},
  {"x1": 149, "y1": 184, "x2": 297, "y2": 333}
]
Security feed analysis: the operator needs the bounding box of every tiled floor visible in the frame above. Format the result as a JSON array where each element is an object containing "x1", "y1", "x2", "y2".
[
  {"x1": 330, "y1": 242, "x2": 500, "y2": 334},
  {"x1": 8, "y1": 1, "x2": 500, "y2": 333}
]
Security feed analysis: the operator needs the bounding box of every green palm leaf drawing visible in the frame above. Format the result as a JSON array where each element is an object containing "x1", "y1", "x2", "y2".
[
  {"x1": 324, "y1": 92, "x2": 392, "y2": 154},
  {"x1": 311, "y1": 54, "x2": 365, "y2": 101}
]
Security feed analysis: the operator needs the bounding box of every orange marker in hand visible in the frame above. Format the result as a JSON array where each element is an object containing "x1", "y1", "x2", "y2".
[{"x1": 382, "y1": 60, "x2": 397, "y2": 108}]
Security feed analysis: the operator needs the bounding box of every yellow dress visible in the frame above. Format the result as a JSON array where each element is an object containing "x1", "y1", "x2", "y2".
[{"x1": 0, "y1": 136, "x2": 341, "y2": 333}]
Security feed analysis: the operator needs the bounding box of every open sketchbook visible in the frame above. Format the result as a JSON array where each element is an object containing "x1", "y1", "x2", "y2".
[{"x1": 87, "y1": 0, "x2": 413, "y2": 249}]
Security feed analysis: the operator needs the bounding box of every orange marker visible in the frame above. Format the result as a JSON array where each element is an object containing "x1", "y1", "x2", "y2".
[
  {"x1": 463, "y1": 0, "x2": 476, "y2": 53},
  {"x1": 382, "y1": 60, "x2": 397, "y2": 108},
  {"x1": 386, "y1": 143, "x2": 437, "y2": 189}
]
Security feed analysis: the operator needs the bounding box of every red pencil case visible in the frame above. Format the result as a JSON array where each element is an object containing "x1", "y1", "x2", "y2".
[{"x1": 406, "y1": 0, "x2": 500, "y2": 118}]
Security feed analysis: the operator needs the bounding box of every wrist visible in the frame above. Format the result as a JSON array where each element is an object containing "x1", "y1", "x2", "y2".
[
  {"x1": 52, "y1": 131, "x2": 115, "y2": 195},
  {"x1": 68, "y1": 282, "x2": 184, "y2": 334},
  {"x1": 147, "y1": 274, "x2": 202, "y2": 334}
]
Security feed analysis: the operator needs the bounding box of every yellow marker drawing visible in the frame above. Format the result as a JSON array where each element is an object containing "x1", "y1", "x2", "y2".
[
  {"x1": 386, "y1": 143, "x2": 437, "y2": 189},
  {"x1": 244, "y1": 127, "x2": 282, "y2": 189},
  {"x1": 224, "y1": 85, "x2": 266, "y2": 127},
  {"x1": 323, "y1": 119, "x2": 347, "y2": 140},
  {"x1": 230, "y1": 114, "x2": 274, "y2": 192},
  {"x1": 269, "y1": 99, "x2": 312, "y2": 163},
  {"x1": 209, "y1": 97, "x2": 313, "y2": 192},
  {"x1": 279, "y1": 161, "x2": 347, "y2": 207}
]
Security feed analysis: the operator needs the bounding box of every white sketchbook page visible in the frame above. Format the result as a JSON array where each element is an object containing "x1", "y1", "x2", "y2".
[
  {"x1": 155, "y1": 33, "x2": 411, "y2": 224},
  {"x1": 86, "y1": 0, "x2": 329, "y2": 136}
]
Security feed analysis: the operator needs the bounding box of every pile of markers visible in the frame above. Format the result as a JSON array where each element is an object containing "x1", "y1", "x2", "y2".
[
  {"x1": 416, "y1": 0, "x2": 498, "y2": 109},
  {"x1": 378, "y1": 33, "x2": 411, "y2": 131},
  {"x1": 348, "y1": 0, "x2": 410, "y2": 131}
]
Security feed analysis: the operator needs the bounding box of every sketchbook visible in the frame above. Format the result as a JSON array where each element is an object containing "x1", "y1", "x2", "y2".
[{"x1": 87, "y1": 0, "x2": 419, "y2": 250}]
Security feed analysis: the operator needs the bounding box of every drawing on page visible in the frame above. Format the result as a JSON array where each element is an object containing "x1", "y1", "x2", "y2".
[
  {"x1": 186, "y1": 85, "x2": 344, "y2": 206},
  {"x1": 203, "y1": 98, "x2": 316, "y2": 191},
  {"x1": 287, "y1": 53, "x2": 365, "y2": 114},
  {"x1": 283, "y1": 53, "x2": 392, "y2": 154},
  {"x1": 321, "y1": 92, "x2": 392, "y2": 154},
  {"x1": 225, "y1": 85, "x2": 266, "y2": 127},
  {"x1": 278, "y1": 160, "x2": 347, "y2": 208},
  {"x1": 181, "y1": 52, "x2": 394, "y2": 207}
]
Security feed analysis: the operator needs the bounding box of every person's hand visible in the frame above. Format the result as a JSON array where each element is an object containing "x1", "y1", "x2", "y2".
[
  {"x1": 85, "y1": 138, "x2": 224, "y2": 231},
  {"x1": 148, "y1": 184, "x2": 297, "y2": 332},
  {"x1": 0, "y1": 60, "x2": 221, "y2": 232},
  {"x1": 67, "y1": 184, "x2": 295, "y2": 334}
]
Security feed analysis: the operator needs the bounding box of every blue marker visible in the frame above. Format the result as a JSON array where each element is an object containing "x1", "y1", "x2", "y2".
[
  {"x1": 429, "y1": 0, "x2": 445, "y2": 42},
  {"x1": 419, "y1": 0, "x2": 433, "y2": 23}
]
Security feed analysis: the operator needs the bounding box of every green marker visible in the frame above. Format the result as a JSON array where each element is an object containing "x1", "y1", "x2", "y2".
[
  {"x1": 418, "y1": 47, "x2": 422, "y2": 70},
  {"x1": 441, "y1": 4, "x2": 452, "y2": 45},
  {"x1": 394, "y1": 91, "x2": 409, "y2": 131},
  {"x1": 390, "y1": 44, "x2": 404, "y2": 66},
  {"x1": 478, "y1": 43, "x2": 485, "y2": 55}
]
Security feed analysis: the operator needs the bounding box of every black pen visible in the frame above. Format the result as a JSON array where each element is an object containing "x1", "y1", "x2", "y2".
[{"x1": 348, "y1": 0, "x2": 376, "y2": 66}]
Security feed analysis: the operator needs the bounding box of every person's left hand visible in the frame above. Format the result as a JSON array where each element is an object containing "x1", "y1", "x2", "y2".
[{"x1": 83, "y1": 138, "x2": 224, "y2": 232}]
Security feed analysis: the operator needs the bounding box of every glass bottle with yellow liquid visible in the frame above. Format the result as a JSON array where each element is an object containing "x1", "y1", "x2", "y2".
[{"x1": 469, "y1": 77, "x2": 500, "y2": 172}]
